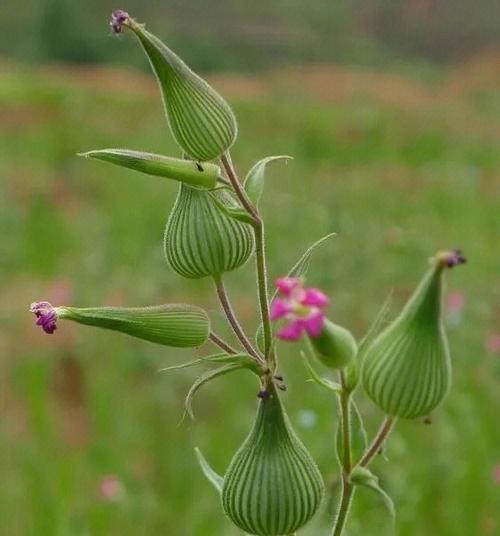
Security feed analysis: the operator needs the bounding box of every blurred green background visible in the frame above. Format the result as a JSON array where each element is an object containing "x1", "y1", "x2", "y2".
[{"x1": 1, "y1": 1, "x2": 499, "y2": 535}]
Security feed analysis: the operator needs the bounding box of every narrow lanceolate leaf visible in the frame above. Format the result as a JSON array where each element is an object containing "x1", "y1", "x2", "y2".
[
  {"x1": 362, "y1": 250, "x2": 466, "y2": 419},
  {"x1": 194, "y1": 447, "x2": 224, "y2": 493},
  {"x1": 165, "y1": 184, "x2": 254, "y2": 279},
  {"x1": 57, "y1": 304, "x2": 209, "y2": 348},
  {"x1": 185, "y1": 364, "x2": 244, "y2": 420},
  {"x1": 119, "y1": 14, "x2": 237, "y2": 161},
  {"x1": 243, "y1": 155, "x2": 292, "y2": 207},
  {"x1": 301, "y1": 351, "x2": 342, "y2": 394},
  {"x1": 335, "y1": 400, "x2": 368, "y2": 466},
  {"x1": 160, "y1": 352, "x2": 263, "y2": 375},
  {"x1": 350, "y1": 466, "x2": 396, "y2": 519},
  {"x1": 79, "y1": 149, "x2": 219, "y2": 189},
  {"x1": 222, "y1": 389, "x2": 324, "y2": 535}
]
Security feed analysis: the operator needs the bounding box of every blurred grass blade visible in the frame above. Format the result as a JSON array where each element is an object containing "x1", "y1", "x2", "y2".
[
  {"x1": 358, "y1": 292, "x2": 393, "y2": 358},
  {"x1": 58, "y1": 304, "x2": 209, "y2": 348},
  {"x1": 79, "y1": 149, "x2": 219, "y2": 188},
  {"x1": 194, "y1": 447, "x2": 224, "y2": 493},
  {"x1": 243, "y1": 155, "x2": 292, "y2": 207}
]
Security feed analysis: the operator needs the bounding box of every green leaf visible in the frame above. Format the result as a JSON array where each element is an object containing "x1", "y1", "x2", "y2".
[
  {"x1": 335, "y1": 399, "x2": 368, "y2": 465},
  {"x1": 78, "y1": 149, "x2": 219, "y2": 189},
  {"x1": 57, "y1": 304, "x2": 210, "y2": 348},
  {"x1": 208, "y1": 192, "x2": 255, "y2": 225},
  {"x1": 160, "y1": 352, "x2": 263, "y2": 375},
  {"x1": 122, "y1": 16, "x2": 237, "y2": 161},
  {"x1": 243, "y1": 155, "x2": 293, "y2": 207},
  {"x1": 358, "y1": 292, "x2": 393, "y2": 359},
  {"x1": 350, "y1": 466, "x2": 395, "y2": 519},
  {"x1": 300, "y1": 351, "x2": 342, "y2": 394},
  {"x1": 185, "y1": 364, "x2": 244, "y2": 420},
  {"x1": 194, "y1": 447, "x2": 224, "y2": 493}
]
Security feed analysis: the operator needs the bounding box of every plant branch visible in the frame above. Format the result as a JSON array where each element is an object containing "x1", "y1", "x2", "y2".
[
  {"x1": 213, "y1": 275, "x2": 263, "y2": 363},
  {"x1": 208, "y1": 331, "x2": 237, "y2": 354},
  {"x1": 221, "y1": 153, "x2": 275, "y2": 367},
  {"x1": 359, "y1": 416, "x2": 396, "y2": 467}
]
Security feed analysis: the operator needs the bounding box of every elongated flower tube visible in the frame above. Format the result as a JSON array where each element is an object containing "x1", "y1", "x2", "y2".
[
  {"x1": 111, "y1": 11, "x2": 237, "y2": 161},
  {"x1": 361, "y1": 249, "x2": 466, "y2": 419},
  {"x1": 30, "y1": 302, "x2": 209, "y2": 348},
  {"x1": 222, "y1": 388, "x2": 324, "y2": 535},
  {"x1": 165, "y1": 184, "x2": 254, "y2": 279},
  {"x1": 80, "y1": 149, "x2": 220, "y2": 189}
]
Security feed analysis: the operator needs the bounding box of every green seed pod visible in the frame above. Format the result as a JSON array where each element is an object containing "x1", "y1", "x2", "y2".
[
  {"x1": 309, "y1": 319, "x2": 357, "y2": 370},
  {"x1": 222, "y1": 389, "x2": 324, "y2": 535},
  {"x1": 165, "y1": 184, "x2": 254, "y2": 279},
  {"x1": 80, "y1": 149, "x2": 220, "y2": 189},
  {"x1": 116, "y1": 12, "x2": 237, "y2": 161},
  {"x1": 361, "y1": 249, "x2": 466, "y2": 419},
  {"x1": 57, "y1": 304, "x2": 209, "y2": 347}
]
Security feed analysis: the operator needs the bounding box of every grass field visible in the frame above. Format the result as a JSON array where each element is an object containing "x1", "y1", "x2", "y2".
[{"x1": 1, "y1": 55, "x2": 499, "y2": 535}]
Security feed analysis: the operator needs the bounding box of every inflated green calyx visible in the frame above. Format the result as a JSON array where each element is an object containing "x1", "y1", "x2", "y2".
[
  {"x1": 164, "y1": 184, "x2": 254, "y2": 279},
  {"x1": 119, "y1": 13, "x2": 237, "y2": 161},
  {"x1": 309, "y1": 319, "x2": 357, "y2": 370},
  {"x1": 361, "y1": 249, "x2": 466, "y2": 419},
  {"x1": 221, "y1": 388, "x2": 324, "y2": 535}
]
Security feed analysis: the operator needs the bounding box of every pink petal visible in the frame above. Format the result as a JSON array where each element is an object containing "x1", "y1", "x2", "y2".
[
  {"x1": 302, "y1": 288, "x2": 329, "y2": 308},
  {"x1": 302, "y1": 311, "x2": 325, "y2": 338},
  {"x1": 270, "y1": 298, "x2": 292, "y2": 320},
  {"x1": 276, "y1": 320, "x2": 304, "y2": 341},
  {"x1": 275, "y1": 277, "x2": 301, "y2": 296}
]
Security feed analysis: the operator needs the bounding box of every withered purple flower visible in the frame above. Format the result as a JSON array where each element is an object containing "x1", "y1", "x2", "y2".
[
  {"x1": 110, "y1": 10, "x2": 129, "y2": 34},
  {"x1": 29, "y1": 301, "x2": 58, "y2": 334}
]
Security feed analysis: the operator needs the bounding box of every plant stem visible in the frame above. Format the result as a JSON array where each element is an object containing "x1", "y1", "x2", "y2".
[
  {"x1": 221, "y1": 153, "x2": 275, "y2": 368},
  {"x1": 359, "y1": 416, "x2": 396, "y2": 467},
  {"x1": 331, "y1": 371, "x2": 355, "y2": 536},
  {"x1": 208, "y1": 331, "x2": 237, "y2": 354},
  {"x1": 213, "y1": 275, "x2": 262, "y2": 363}
]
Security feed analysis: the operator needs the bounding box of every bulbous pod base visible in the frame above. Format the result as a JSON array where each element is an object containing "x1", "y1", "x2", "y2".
[
  {"x1": 164, "y1": 184, "x2": 254, "y2": 279},
  {"x1": 362, "y1": 263, "x2": 452, "y2": 419},
  {"x1": 222, "y1": 389, "x2": 324, "y2": 535}
]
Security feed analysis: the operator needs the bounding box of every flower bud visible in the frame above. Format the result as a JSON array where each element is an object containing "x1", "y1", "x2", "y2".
[
  {"x1": 165, "y1": 184, "x2": 254, "y2": 279},
  {"x1": 308, "y1": 319, "x2": 357, "y2": 370},
  {"x1": 112, "y1": 11, "x2": 237, "y2": 161},
  {"x1": 361, "y1": 249, "x2": 466, "y2": 419},
  {"x1": 222, "y1": 389, "x2": 324, "y2": 535},
  {"x1": 30, "y1": 302, "x2": 210, "y2": 348},
  {"x1": 80, "y1": 149, "x2": 220, "y2": 189}
]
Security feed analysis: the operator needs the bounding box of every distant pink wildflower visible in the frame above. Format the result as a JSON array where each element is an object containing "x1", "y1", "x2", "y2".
[
  {"x1": 492, "y1": 465, "x2": 500, "y2": 486},
  {"x1": 98, "y1": 474, "x2": 124, "y2": 502},
  {"x1": 446, "y1": 291, "x2": 465, "y2": 313},
  {"x1": 270, "y1": 277, "x2": 329, "y2": 341},
  {"x1": 485, "y1": 333, "x2": 500, "y2": 354}
]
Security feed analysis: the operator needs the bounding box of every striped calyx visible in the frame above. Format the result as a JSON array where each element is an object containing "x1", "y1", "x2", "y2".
[
  {"x1": 80, "y1": 149, "x2": 220, "y2": 189},
  {"x1": 361, "y1": 250, "x2": 466, "y2": 419},
  {"x1": 121, "y1": 14, "x2": 237, "y2": 161},
  {"x1": 58, "y1": 304, "x2": 209, "y2": 348},
  {"x1": 221, "y1": 388, "x2": 324, "y2": 535},
  {"x1": 309, "y1": 319, "x2": 357, "y2": 370},
  {"x1": 164, "y1": 184, "x2": 254, "y2": 279}
]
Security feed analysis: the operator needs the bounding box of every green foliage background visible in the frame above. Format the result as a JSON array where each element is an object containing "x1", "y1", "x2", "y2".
[{"x1": 1, "y1": 2, "x2": 499, "y2": 535}]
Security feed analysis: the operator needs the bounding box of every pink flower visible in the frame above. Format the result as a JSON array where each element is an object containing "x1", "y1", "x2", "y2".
[
  {"x1": 98, "y1": 474, "x2": 124, "y2": 502},
  {"x1": 486, "y1": 333, "x2": 500, "y2": 354},
  {"x1": 446, "y1": 291, "x2": 465, "y2": 314},
  {"x1": 492, "y1": 465, "x2": 500, "y2": 486},
  {"x1": 271, "y1": 277, "x2": 329, "y2": 342}
]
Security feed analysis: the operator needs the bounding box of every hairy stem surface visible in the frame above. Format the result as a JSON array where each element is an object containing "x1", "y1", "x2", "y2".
[
  {"x1": 359, "y1": 416, "x2": 396, "y2": 467},
  {"x1": 208, "y1": 331, "x2": 237, "y2": 354},
  {"x1": 213, "y1": 276, "x2": 262, "y2": 362}
]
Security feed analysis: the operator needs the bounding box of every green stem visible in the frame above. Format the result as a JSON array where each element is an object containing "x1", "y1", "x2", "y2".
[
  {"x1": 213, "y1": 275, "x2": 263, "y2": 363},
  {"x1": 221, "y1": 153, "x2": 275, "y2": 368},
  {"x1": 331, "y1": 372, "x2": 354, "y2": 536},
  {"x1": 359, "y1": 416, "x2": 396, "y2": 467},
  {"x1": 208, "y1": 331, "x2": 237, "y2": 354}
]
